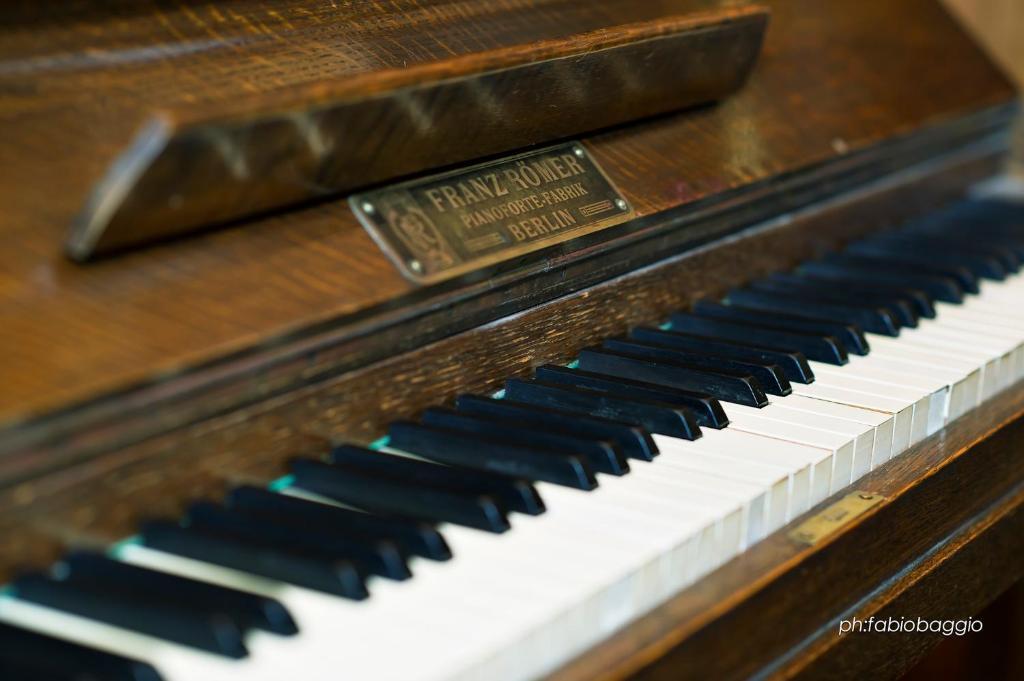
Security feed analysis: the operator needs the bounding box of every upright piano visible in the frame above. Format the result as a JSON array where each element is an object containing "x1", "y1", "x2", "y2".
[{"x1": 1, "y1": 1, "x2": 1023, "y2": 679}]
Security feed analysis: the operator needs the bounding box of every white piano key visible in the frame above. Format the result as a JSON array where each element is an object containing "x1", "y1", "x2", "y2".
[
  {"x1": 906, "y1": 321, "x2": 1019, "y2": 380},
  {"x1": 768, "y1": 393, "x2": 894, "y2": 477},
  {"x1": 935, "y1": 327, "x2": 1021, "y2": 388},
  {"x1": 809, "y1": 361, "x2": 948, "y2": 437},
  {"x1": 936, "y1": 304, "x2": 1024, "y2": 332},
  {"x1": 871, "y1": 329, "x2": 1006, "y2": 400},
  {"x1": 645, "y1": 439, "x2": 787, "y2": 535},
  {"x1": 656, "y1": 433, "x2": 805, "y2": 517},
  {"x1": 689, "y1": 426, "x2": 833, "y2": 513},
  {"x1": 463, "y1": 453, "x2": 806, "y2": 679},
  {"x1": 721, "y1": 404, "x2": 856, "y2": 493},
  {"x1": 926, "y1": 309, "x2": 1024, "y2": 384},
  {"x1": 846, "y1": 350, "x2": 979, "y2": 421},
  {"x1": 572, "y1": 481, "x2": 736, "y2": 574},
  {"x1": 535, "y1": 483, "x2": 717, "y2": 587},
  {"x1": 791, "y1": 382, "x2": 913, "y2": 461},
  {"x1": 806, "y1": 370, "x2": 932, "y2": 446},
  {"x1": 436, "y1": 487, "x2": 719, "y2": 679},
  {"x1": 626, "y1": 461, "x2": 769, "y2": 546},
  {"x1": 754, "y1": 400, "x2": 874, "y2": 487},
  {"x1": 963, "y1": 280, "x2": 1024, "y2": 306}
]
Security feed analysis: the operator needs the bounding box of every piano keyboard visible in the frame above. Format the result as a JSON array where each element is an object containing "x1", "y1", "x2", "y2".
[{"x1": 2, "y1": 198, "x2": 1022, "y2": 681}]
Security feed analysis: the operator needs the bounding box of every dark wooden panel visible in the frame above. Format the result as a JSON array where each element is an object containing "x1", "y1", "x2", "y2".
[
  {"x1": 69, "y1": 5, "x2": 767, "y2": 258},
  {"x1": 0, "y1": 0, "x2": 1015, "y2": 431},
  {"x1": 0, "y1": 144, "x2": 1003, "y2": 582},
  {"x1": 781, "y1": 492, "x2": 1024, "y2": 680},
  {"x1": 902, "y1": 582, "x2": 1024, "y2": 681}
]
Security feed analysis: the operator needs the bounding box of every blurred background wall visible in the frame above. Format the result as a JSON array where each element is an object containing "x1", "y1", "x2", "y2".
[
  {"x1": 943, "y1": 0, "x2": 1024, "y2": 88},
  {"x1": 942, "y1": 0, "x2": 1023, "y2": 170}
]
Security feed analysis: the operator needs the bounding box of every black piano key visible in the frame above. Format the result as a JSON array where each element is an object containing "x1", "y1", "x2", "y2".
[
  {"x1": 806, "y1": 255, "x2": 965, "y2": 302},
  {"x1": 963, "y1": 229, "x2": 1024, "y2": 260},
  {"x1": 908, "y1": 200, "x2": 1024, "y2": 243},
  {"x1": 388, "y1": 421, "x2": 597, "y2": 490},
  {"x1": 11, "y1": 573, "x2": 248, "y2": 659},
  {"x1": 668, "y1": 312, "x2": 848, "y2": 365},
  {"x1": 949, "y1": 216, "x2": 1024, "y2": 245},
  {"x1": 629, "y1": 327, "x2": 815, "y2": 383},
  {"x1": 602, "y1": 338, "x2": 791, "y2": 396},
  {"x1": 934, "y1": 208, "x2": 1024, "y2": 247},
  {"x1": 140, "y1": 520, "x2": 370, "y2": 599},
  {"x1": 60, "y1": 551, "x2": 298, "y2": 636},
  {"x1": 454, "y1": 394, "x2": 659, "y2": 461},
  {"x1": 896, "y1": 235, "x2": 1020, "y2": 271},
  {"x1": 849, "y1": 237, "x2": 1006, "y2": 281},
  {"x1": 969, "y1": 238, "x2": 1024, "y2": 267},
  {"x1": 758, "y1": 273, "x2": 920, "y2": 327},
  {"x1": 0, "y1": 657, "x2": 67, "y2": 681},
  {"x1": 822, "y1": 248, "x2": 980, "y2": 293},
  {"x1": 533, "y1": 364, "x2": 726, "y2": 428},
  {"x1": 962, "y1": 235, "x2": 1023, "y2": 268},
  {"x1": 973, "y1": 237, "x2": 1024, "y2": 261},
  {"x1": 726, "y1": 288, "x2": 900, "y2": 336},
  {"x1": 505, "y1": 379, "x2": 705, "y2": 438},
  {"x1": 690, "y1": 301, "x2": 869, "y2": 355},
  {"x1": 0, "y1": 622, "x2": 163, "y2": 681},
  {"x1": 421, "y1": 407, "x2": 629, "y2": 475},
  {"x1": 184, "y1": 502, "x2": 411, "y2": 581},
  {"x1": 291, "y1": 458, "x2": 511, "y2": 533},
  {"x1": 982, "y1": 239, "x2": 1024, "y2": 262},
  {"x1": 226, "y1": 486, "x2": 451, "y2": 561},
  {"x1": 972, "y1": 199, "x2": 1024, "y2": 223},
  {"x1": 577, "y1": 347, "x2": 769, "y2": 408},
  {"x1": 771, "y1": 271, "x2": 936, "y2": 318},
  {"x1": 328, "y1": 445, "x2": 544, "y2": 516}
]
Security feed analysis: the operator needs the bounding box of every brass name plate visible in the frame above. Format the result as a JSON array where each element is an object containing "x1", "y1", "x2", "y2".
[
  {"x1": 788, "y1": 491, "x2": 886, "y2": 546},
  {"x1": 350, "y1": 143, "x2": 634, "y2": 283}
]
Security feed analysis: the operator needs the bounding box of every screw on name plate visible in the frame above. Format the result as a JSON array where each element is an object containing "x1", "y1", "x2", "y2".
[
  {"x1": 408, "y1": 259, "x2": 423, "y2": 274},
  {"x1": 615, "y1": 199, "x2": 629, "y2": 211},
  {"x1": 361, "y1": 202, "x2": 375, "y2": 214},
  {"x1": 574, "y1": 147, "x2": 585, "y2": 158}
]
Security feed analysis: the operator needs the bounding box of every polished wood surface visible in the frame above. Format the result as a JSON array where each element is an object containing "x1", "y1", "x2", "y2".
[
  {"x1": 68, "y1": 4, "x2": 767, "y2": 258},
  {"x1": 0, "y1": 0, "x2": 1014, "y2": 438}
]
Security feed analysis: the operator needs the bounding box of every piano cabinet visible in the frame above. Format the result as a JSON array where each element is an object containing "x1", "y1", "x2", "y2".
[{"x1": 1, "y1": 0, "x2": 1023, "y2": 679}]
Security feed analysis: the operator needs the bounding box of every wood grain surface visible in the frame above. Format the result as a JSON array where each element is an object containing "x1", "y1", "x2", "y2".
[
  {"x1": 68, "y1": 4, "x2": 768, "y2": 258},
  {"x1": 0, "y1": 0, "x2": 1015, "y2": 434}
]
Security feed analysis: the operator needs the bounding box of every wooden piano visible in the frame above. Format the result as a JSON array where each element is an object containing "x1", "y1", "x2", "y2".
[{"x1": 1, "y1": 1, "x2": 1022, "y2": 679}]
